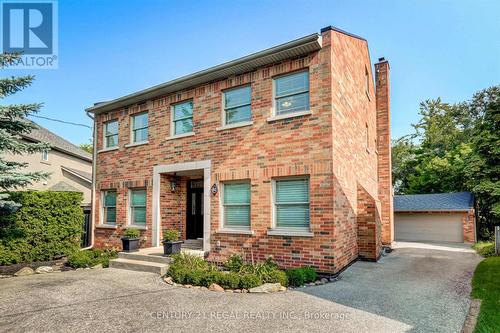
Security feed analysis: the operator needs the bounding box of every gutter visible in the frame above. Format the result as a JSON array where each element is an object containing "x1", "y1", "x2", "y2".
[{"x1": 81, "y1": 110, "x2": 97, "y2": 250}]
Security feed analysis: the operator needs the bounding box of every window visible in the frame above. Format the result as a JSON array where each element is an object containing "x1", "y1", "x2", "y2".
[
  {"x1": 172, "y1": 100, "x2": 193, "y2": 135},
  {"x1": 104, "y1": 120, "x2": 118, "y2": 148},
  {"x1": 223, "y1": 86, "x2": 251, "y2": 125},
  {"x1": 102, "y1": 190, "x2": 116, "y2": 224},
  {"x1": 274, "y1": 71, "x2": 309, "y2": 116},
  {"x1": 222, "y1": 182, "x2": 250, "y2": 229},
  {"x1": 131, "y1": 113, "x2": 148, "y2": 143},
  {"x1": 41, "y1": 150, "x2": 49, "y2": 161},
  {"x1": 129, "y1": 189, "x2": 146, "y2": 226},
  {"x1": 273, "y1": 177, "x2": 310, "y2": 229}
]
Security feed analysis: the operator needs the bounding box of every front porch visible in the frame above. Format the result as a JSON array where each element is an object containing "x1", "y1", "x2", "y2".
[
  {"x1": 152, "y1": 160, "x2": 211, "y2": 252},
  {"x1": 109, "y1": 241, "x2": 206, "y2": 274}
]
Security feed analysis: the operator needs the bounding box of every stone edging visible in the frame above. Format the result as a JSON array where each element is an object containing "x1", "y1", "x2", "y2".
[
  {"x1": 163, "y1": 276, "x2": 340, "y2": 293},
  {"x1": 461, "y1": 299, "x2": 481, "y2": 333}
]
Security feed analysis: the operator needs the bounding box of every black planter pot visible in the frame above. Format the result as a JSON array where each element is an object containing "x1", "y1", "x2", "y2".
[
  {"x1": 162, "y1": 240, "x2": 183, "y2": 255},
  {"x1": 121, "y1": 237, "x2": 140, "y2": 252}
]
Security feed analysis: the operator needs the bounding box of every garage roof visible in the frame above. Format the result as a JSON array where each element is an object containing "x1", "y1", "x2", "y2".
[{"x1": 394, "y1": 192, "x2": 474, "y2": 212}]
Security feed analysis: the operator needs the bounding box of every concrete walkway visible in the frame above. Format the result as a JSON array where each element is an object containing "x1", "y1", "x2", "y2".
[{"x1": 0, "y1": 242, "x2": 481, "y2": 333}]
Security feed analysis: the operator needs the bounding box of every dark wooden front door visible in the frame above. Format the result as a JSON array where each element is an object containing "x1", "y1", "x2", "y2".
[{"x1": 186, "y1": 180, "x2": 203, "y2": 239}]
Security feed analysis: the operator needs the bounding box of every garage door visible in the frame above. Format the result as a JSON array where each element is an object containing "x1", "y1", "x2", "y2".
[{"x1": 395, "y1": 213, "x2": 464, "y2": 243}]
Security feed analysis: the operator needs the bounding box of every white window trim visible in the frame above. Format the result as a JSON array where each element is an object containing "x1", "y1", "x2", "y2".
[
  {"x1": 170, "y1": 100, "x2": 194, "y2": 138},
  {"x1": 100, "y1": 190, "x2": 117, "y2": 226},
  {"x1": 221, "y1": 85, "x2": 252, "y2": 128},
  {"x1": 270, "y1": 70, "x2": 310, "y2": 119},
  {"x1": 130, "y1": 112, "x2": 148, "y2": 144},
  {"x1": 103, "y1": 120, "x2": 119, "y2": 149},
  {"x1": 268, "y1": 176, "x2": 312, "y2": 236},
  {"x1": 128, "y1": 188, "x2": 147, "y2": 228},
  {"x1": 219, "y1": 180, "x2": 252, "y2": 232}
]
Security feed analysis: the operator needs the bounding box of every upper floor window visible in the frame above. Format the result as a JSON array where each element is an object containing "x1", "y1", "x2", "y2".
[
  {"x1": 129, "y1": 189, "x2": 146, "y2": 226},
  {"x1": 222, "y1": 181, "x2": 251, "y2": 229},
  {"x1": 223, "y1": 86, "x2": 251, "y2": 125},
  {"x1": 104, "y1": 120, "x2": 118, "y2": 148},
  {"x1": 273, "y1": 177, "x2": 310, "y2": 230},
  {"x1": 131, "y1": 112, "x2": 148, "y2": 143},
  {"x1": 41, "y1": 150, "x2": 49, "y2": 161},
  {"x1": 102, "y1": 190, "x2": 116, "y2": 225},
  {"x1": 274, "y1": 71, "x2": 309, "y2": 116},
  {"x1": 172, "y1": 100, "x2": 193, "y2": 136}
]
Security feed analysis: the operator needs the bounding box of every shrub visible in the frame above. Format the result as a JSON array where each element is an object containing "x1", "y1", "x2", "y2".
[
  {"x1": 0, "y1": 191, "x2": 83, "y2": 265},
  {"x1": 473, "y1": 241, "x2": 496, "y2": 257},
  {"x1": 265, "y1": 269, "x2": 288, "y2": 286},
  {"x1": 303, "y1": 267, "x2": 317, "y2": 283},
  {"x1": 162, "y1": 229, "x2": 180, "y2": 242},
  {"x1": 123, "y1": 228, "x2": 140, "y2": 238},
  {"x1": 183, "y1": 268, "x2": 207, "y2": 285},
  {"x1": 170, "y1": 253, "x2": 209, "y2": 270},
  {"x1": 218, "y1": 272, "x2": 240, "y2": 289},
  {"x1": 285, "y1": 268, "x2": 306, "y2": 287},
  {"x1": 239, "y1": 273, "x2": 262, "y2": 289},
  {"x1": 201, "y1": 271, "x2": 224, "y2": 287},
  {"x1": 225, "y1": 254, "x2": 244, "y2": 272},
  {"x1": 67, "y1": 249, "x2": 117, "y2": 268},
  {"x1": 168, "y1": 266, "x2": 190, "y2": 284}
]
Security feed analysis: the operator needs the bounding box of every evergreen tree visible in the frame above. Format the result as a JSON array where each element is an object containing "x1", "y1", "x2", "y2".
[{"x1": 0, "y1": 53, "x2": 49, "y2": 214}]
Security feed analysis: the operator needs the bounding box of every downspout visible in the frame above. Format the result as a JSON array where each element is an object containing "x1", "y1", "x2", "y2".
[{"x1": 81, "y1": 110, "x2": 97, "y2": 250}]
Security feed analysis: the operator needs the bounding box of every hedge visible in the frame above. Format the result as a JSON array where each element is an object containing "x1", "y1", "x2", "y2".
[{"x1": 0, "y1": 191, "x2": 84, "y2": 265}]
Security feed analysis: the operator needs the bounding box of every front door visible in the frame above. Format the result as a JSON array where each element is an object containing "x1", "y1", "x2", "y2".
[{"x1": 186, "y1": 180, "x2": 203, "y2": 239}]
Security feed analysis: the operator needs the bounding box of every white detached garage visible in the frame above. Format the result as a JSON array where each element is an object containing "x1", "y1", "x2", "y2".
[{"x1": 394, "y1": 192, "x2": 476, "y2": 244}]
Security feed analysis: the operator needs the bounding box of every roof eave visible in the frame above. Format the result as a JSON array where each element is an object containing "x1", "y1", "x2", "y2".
[
  {"x1": 86, "y1": 33, "x2": 322, "y2": 114},
  {"x1": 394, "y1": 209, "x2": 472, "y2": 213}
]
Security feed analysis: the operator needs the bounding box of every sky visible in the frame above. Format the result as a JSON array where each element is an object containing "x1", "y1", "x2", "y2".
[{"x1": 3, "y1": 0, "x2": 500, "y2": 146}]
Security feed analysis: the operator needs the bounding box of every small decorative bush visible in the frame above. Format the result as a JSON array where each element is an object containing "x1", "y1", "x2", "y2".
[
  {"x1": 123, "y1": 228, "x2": 140, "y2": 238},
  {"x1": 265, "y1": 269, "x2": 288, "y2": 287},
  {"x1": 67, "y1": 249, "x2": 117, "y2": 268},
  {"x1": 218, "y1": 272, "x2": 240, "y2": 289},
  {"x1": 201, "y1": 271, "x2": 224, "y2": 287},
  {"x1": 473, "y1": 241, "x2": 495, "y2": 257},
  {"x1": 225, "y1": 254, "x2": 244, "y2": 272},
  {"x1": 183, "y1": 268, "x2": 207, "y2": 285},
  {"x1": 162, "y1": 229, "x2": 180, "y2": 242},
  {"x1": 303, "y1": 267, "x2": 317, "y2": 283},
  {"x1": 285, "y1": 268, "x2": 306, "y2": 287},
  {"x1": 239, "y1": 273, "x2": 262, "y2": 289}
]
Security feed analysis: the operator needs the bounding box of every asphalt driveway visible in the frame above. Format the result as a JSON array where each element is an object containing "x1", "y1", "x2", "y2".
[{"x1": 0, "y1": 242, "x2": 481, "y2": 333}]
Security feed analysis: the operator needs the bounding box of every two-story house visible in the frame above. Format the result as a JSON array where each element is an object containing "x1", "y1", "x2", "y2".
[{"x1": 86, "y1": 26, "x2": 393, "y2": 274}]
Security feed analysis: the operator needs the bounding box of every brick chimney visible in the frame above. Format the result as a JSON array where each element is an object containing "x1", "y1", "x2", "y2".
[{"x1": 375, "y1": 57, "x2": 393, "y2": 245}]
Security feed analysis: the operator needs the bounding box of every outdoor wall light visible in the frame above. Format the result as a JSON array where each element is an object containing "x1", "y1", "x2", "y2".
[{"x1": 170, "y1": 173, "x2": 178, "y2": 192}]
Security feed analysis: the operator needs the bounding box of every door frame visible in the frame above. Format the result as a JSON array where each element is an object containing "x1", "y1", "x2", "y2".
[{"x1": 152, "y1": 160, "x2": 211, "y2": 251}]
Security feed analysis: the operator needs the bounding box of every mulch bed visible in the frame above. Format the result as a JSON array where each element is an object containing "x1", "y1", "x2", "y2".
[{"x1": 0, "y1": 258, "x2": 71, "y2": 276}]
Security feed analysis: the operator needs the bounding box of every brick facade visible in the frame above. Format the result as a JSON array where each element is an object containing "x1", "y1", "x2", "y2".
[{"x1": 91, "y1": 27, "x2": 392, "y2": 273}]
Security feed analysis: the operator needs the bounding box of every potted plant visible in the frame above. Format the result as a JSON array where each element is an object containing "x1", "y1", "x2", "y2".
[
  {"x1": 162, "y1": 229, "x2": 183, "y2": 255},
  {"x1": 121, "y1": 228, "x2": 141, "y2": 252}
]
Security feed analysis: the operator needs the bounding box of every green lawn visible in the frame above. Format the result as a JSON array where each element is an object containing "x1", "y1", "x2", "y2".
[{"x1": 471, "y1": 256, "x2": 500, "y2": 333}]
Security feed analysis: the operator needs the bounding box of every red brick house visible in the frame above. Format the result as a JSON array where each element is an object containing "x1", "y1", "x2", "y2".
[{"x1": 86, "y1": 26, "x2": 393, "y2": 274}]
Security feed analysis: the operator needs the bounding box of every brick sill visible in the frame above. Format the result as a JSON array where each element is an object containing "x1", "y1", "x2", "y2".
[
  {"x1": 267, "y1": 229, "x2": 313, "y2": 237},
  {"x1": 267, "y1": 110, "x2": 312, "y2": 122},
  {"x1": 216, "y1": 121, "x2": 253, "y2": 131},
  {"x1": 166, "y1": 132, "x2": 195, "y2": 141},
  {"x1": 217, "y1": 228, "x2": 255, "y2": 235},
  {"x1": 95, "y1": 224, "x2": 117, "y2": 229}
]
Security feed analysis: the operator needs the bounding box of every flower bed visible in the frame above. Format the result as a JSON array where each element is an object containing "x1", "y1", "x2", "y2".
[{"x1": 163, "y1": 254, "x2": 337, "y2": 293}]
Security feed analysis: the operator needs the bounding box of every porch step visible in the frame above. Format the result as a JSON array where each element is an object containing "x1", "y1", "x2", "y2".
[
  {"x1": 181, "y1": 248, "x2": 206, "y2": 258},
  {"x1": 182, "y1": 239, "x2": 203, "y2": 250},
  {"x1": 118, "y1": 251, "x2": 173, "y2": 264},
  {"x1": 109, "y1": 258, "x2": 169, "y2": 275}
]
